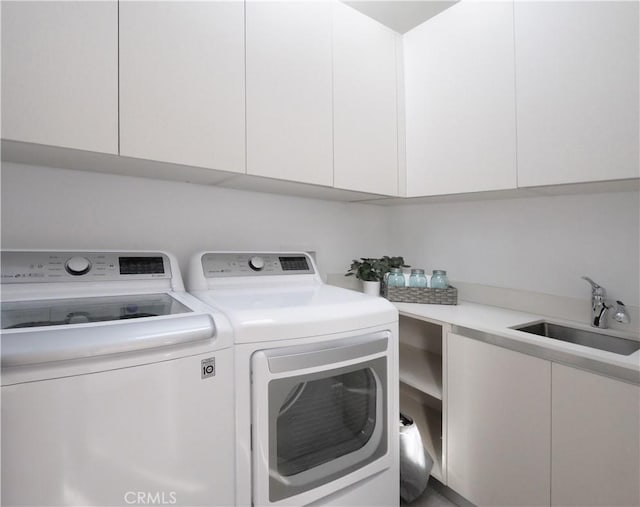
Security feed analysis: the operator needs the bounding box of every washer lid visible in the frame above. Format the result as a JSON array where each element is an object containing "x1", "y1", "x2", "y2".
[
  {"x1": 1, "y1": 290, "x2": 235, "y2": 384},
  {"x1": 193, "y1": 284, "x2": 398, "y2": 343},
  {"x1": 1, "y1": 293, "x2": 190, "y2": 329}
]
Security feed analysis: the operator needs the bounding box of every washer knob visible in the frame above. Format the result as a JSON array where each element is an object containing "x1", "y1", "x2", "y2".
[
  {"x1": 65, "y1": 256, "x2": 91, "y2": 276},
  {"x1": 248, "y1": 256, "x2": 265, "y2": 271}
]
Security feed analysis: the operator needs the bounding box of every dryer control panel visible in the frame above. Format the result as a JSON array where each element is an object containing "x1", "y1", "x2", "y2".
[
  {"x1": 202, "y1": 252, "x2": 315, "y2": 278},
  {"x1": 1, "y1": 251, "x2": 172, "y2": 283}
]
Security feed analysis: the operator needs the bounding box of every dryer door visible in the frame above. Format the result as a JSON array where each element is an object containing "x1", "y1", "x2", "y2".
[{"x1": 251, "y1": 333, "x2": 392, "y2": 506}]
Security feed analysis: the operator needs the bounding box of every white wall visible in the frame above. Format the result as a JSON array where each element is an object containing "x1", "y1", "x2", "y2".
[
  {"x1": 387, "y1": 191, "x2": 640, "y2": 306},
  {"x1": 0, "y1": 162, "x2": 390, "y2": 280},
  {"x1": 3, "y1": 162, "x2": 639, "y2": 309}
]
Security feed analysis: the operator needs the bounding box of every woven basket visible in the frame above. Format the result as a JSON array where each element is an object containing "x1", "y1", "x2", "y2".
[{"x1": 382, "y1": 282, "x2": 457, "y2": 305}]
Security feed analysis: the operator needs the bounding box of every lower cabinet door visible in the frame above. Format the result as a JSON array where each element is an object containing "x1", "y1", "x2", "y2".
[
  {"x1": 552, "y1": 363, "x2": 640, "y2": 507},
  {"x1": 447, "y1": 332, "x2": 551, "y2": 506}
]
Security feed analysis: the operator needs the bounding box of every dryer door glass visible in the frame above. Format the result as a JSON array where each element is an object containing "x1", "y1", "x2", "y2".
[
  {"x1": 263, "y1": 346, "x2": 388, "y2": 503},
  {"x1": 276, "y1": 368, "x2": 376, "y2": 476}
]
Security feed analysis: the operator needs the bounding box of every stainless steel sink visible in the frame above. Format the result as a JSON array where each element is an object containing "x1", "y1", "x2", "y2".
[{"x1": 512, "y1": 321, "x2": 640, "y2": 356}]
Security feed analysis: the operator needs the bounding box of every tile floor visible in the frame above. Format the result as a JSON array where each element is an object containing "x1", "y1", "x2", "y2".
[{"x1": 404, "y1": 486, "x2": 458, "y2": 507}]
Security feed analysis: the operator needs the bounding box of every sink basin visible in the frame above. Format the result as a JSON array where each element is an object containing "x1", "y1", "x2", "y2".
[{"x1": 512, "y1": 321, "x2": 640, "y2": 356}]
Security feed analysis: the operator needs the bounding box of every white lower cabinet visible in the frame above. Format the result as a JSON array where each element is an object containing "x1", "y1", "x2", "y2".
[
  {"x1": 446, "y1": 332, "x2": 551, "y2": 506},
  {"x1": 401, "y1": 322, "x2": 639, "y2": 506},
  {"x1": 551, "y1": 363, "x2": 640, "y2": 507}
]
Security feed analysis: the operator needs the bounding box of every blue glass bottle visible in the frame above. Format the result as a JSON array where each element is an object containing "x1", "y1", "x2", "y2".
[
  {"x1": 431, "y1": 270, "x2": 449, "y2": 289},
  {"x1": 409, "y1": 269, "x2": 427, "y2": 288},
  {"x1": 386, "y1": 268, "x2": 405, "y2": 288}
]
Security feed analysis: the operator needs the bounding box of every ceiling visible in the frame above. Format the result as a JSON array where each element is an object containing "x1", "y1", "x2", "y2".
[{"x1": 343, "y1": 1, "x2": 459, "y2": 34}]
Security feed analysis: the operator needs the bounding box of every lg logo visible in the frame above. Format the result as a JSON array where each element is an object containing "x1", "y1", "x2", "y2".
[
  {"x1": 124, "y1": 491, "x2": 177, "y2": 505},
  {"x1": 201, "y1": 357, "x2": 216, "y2": 379}
]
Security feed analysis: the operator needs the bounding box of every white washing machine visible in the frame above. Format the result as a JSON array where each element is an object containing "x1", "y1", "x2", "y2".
[
  {"x1": 187, "y1": 251, "x2": 400, "y2": 507},
  {"x1": 1, "y1": 250, "x2": 235, "y2": 507}
]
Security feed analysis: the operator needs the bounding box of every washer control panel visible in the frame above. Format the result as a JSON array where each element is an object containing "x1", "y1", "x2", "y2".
[
  {"x1": 202, "y1": 253, "x2": 315, "y2": 278},
  {"x1": 1, "y1": 252, "x2": 171, "y2": 283}
]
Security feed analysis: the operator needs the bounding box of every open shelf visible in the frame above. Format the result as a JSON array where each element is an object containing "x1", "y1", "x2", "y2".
[
  {"x1": 400, "y1": 385, "x2": 444, "y2": 483},
  {"x1": 399, "y1": 343, "x2": 442, "y2": 400},
  {"x1": 398, "y1": 315, "x2": 447, "y2": 485}
]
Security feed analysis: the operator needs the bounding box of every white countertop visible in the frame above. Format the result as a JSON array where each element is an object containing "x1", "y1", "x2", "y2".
[{"x1": 394, "y1": 301, "x2": 640, "y2": 384}]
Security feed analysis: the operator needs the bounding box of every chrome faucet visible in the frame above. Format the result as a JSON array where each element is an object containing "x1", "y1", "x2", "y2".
[{"x1": 582, "y1": 276, "x2": 630, "y2": 329}]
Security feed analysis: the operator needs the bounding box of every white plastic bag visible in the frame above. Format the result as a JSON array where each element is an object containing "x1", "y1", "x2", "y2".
[{"x1": 399, "y1": 413, "x2": 433, "y2": 503}]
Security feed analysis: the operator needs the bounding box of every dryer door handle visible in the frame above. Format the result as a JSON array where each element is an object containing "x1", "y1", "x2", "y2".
[
  {"x1": 1, "y1": 314, "x2": 217, "y2": 367},
  {"x1": 265, "y1": 333, "x2": 389, "y2": 374}
]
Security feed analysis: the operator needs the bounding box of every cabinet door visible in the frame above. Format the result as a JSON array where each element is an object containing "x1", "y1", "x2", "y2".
[
  {"x1": 515, "y1": 2, "x2": 639, "y2": 186},
  {"x1": 403, "y1": 1, "x2": 517, "y2": 197},
  {"x1": 246, "y1": 1, "x2": 333, "y2": 186},
  {"x1": 447, "y1": 333, "x2": 550, "y2": 506},
  {"x1": 333, "y1": 2, "x2": 399, "y2": 196},
  {"x1": 119, "y1": 1, "x2": 245, "y2": 173},
  {"x1": 1, "y1": 1, "x2": 118, "y2": 153},
  {"x1": 552, "y1": 364, "x2": 640, "y2": 507}
]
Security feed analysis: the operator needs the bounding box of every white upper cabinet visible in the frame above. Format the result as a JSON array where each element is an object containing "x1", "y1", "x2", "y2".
[
  {"x1": 515, "y1": 1, "x2": 640, "y2": 186},
  {"x1": 246, "y1": 1, "x2": 333, "y2": 186},
  {"x1": 119, "y1": 1, "x2": 245, "y2": 173},
  {"x1": 333, "y1": 2, "x2": 399, "y2": 196},
  {"x1": 403, "y1": 1, "x2": 517, "y2": 197},
  {"x1": 1, "y1": 1, "x2": 118, "y2": 154}
]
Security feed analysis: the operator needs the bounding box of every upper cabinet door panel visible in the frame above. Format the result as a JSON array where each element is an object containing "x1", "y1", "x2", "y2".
[
  {"x1": 403, "y1": 1, "x2": 517, "y2": 197},
  {"x1": 515, "y1": 1, "x2": 640, "y2": 186},
  {"x1": 246, "y1": 1, "x2": 333, "y2": 186},
  {"x1": 1, "y1": 1, "x2": 118, "y2": 154},
  {"x1": 119, "y1": 1, "x2": 245, "y2": 173},
  {"x1": 333, "y1": 2, "x2": 399, "y2": 196}
]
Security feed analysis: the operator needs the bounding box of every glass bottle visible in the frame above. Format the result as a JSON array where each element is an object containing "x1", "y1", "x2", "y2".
[
  {"x1": 409, "y1": 269, "x2": 427, "y2": 288},
  {"x1": 386, "y1": 268, "x2": 405, "y2": 288},
  {"x1": 430, "y1": 269, "x2": 449, "y2": 289}
]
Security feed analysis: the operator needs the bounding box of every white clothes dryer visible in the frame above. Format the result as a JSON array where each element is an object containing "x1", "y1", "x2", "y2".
[
  {"x1": 1, "y1": 250, "x2": 235, "y2": 507},
  {"x1": 187, "y1": 252, "x2": 400, "y2": 507}
]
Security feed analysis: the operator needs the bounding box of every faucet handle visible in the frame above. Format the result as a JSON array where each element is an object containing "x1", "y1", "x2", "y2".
[
  {"x1": 582, "y1": 276, "x2": 606, "y2": 296},
  {"x1": 613, "y1": 300, "x2": 631, "y2": 324}
]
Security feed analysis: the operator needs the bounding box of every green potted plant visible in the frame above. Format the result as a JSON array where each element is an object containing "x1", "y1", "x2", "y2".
[{"x1": 346, "y1": 256, "x2": 408, "y2": 296}]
